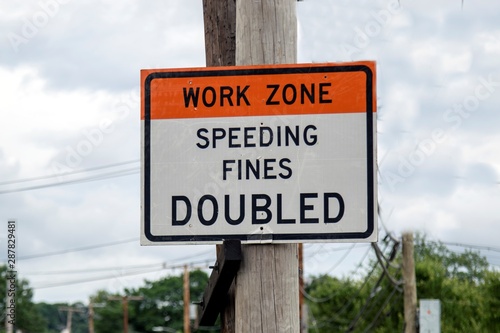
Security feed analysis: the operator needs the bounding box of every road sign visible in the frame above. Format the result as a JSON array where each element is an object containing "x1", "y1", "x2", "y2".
[
  {"x1": 419, "y1": 299, "x2": 441, "y2": 333},
  {"x1": 141, "y1": 62, "x2": 377, "y2": 245}
]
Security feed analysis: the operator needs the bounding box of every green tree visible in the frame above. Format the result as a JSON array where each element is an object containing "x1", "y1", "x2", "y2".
[
  {"x1": 414, "y1": 235, "x2": 489, "y2": 283},
  {"x1": 482, "y1": 270, "x2": 500, "y2": 332},
  {"x1": 0, "y1": 265, "x2": 46, "y2": 333},
  {"x1": 35, "y1": 302, "x2": 88, "y2": 333},
  {"x1": 130, "y1": 269, "x2": 209, "y2": 333},
  {"x1": 305, "y1": 274, "x2": 366, "y2": 332},
  {"x1": 304, "y1": 235, "x2": 499, "y2": 333},
  {"x1": 91, "y1": 270, "x2": 209, "y2": 333},
  {"x1": 92, "y1": 290, "x2": 124, "y2": 333},
  {"x1": 35, "y1": 302, "x2": 66, "y2": 333}
]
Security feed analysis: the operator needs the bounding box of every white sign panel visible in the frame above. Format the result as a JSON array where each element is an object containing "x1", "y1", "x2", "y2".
[
  {"x1": 141, "y1": 62, "x2": 377, "y2": 244},
  {"x1": 420, "y1": 299, "x2": 441, "y2": 333}
]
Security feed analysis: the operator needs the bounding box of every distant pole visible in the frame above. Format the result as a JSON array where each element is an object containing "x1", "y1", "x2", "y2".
[
  {"x1": 234, "y1": 0, "x2": 299, "y2": 331},
  {"x1": 402, "y1": 232, "x2": 417, "y2": 333},
  {"x1": 59, "y1": 306, "x2": 85, "y2": 333},
  {"x1": 108, "y1": 295, "x2": 144, "y2": 333},
  {"x1": 123, "y1": 297, "x2": 128, "y2": 333},
  {"x1": 184, "y1": 265, "x2": 191, "y2": 333},
  {"x1": 88, "y1": 300, "x2": 94, "y2": 333},
  {"x1": 67, "y1": 310, "x2": 73, "y2": 333}
]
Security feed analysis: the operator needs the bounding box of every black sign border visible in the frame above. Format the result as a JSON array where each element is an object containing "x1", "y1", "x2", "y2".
[{"x1": 143, "y1": 64, "x2": 375, "y2": 243}]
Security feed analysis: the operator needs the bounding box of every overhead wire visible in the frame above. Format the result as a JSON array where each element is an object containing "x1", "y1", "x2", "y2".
[
  {"x1": 357, "y1": 287, "x2": 394, "y2": 331},
  {"x1": 300, "y1": 284, "x2": 344, "y2": 304},
  {"x1": 0, "y1": 167, "x2": 138, "y2": 194},
  {"x1": 418, "y1": 238, "x2": 500, "y2": 268},
  {"x1": 0, "y1": 159, "x2": 139, "y2": 186},
  {"x1": 300, "y1": 238, "x2": 392, "y2": 330},
  {"x1": 347, "y1": 277, "x2": 384, "y2": 331},
  {"x1": 377, "y1": 203, "x2": 399, "y2": 243},
  {"x1": 361, "y1": 286, "x2": 400, "y2": 333},
  {"x1": 23, "y1": 262, "x2": 166, "y2": 275},
  {"x1": 346, "y1": 238, "x2": 402, "y2": 332},
  {"x1": 31, "y1": 259, "x2": 211, "y2": 290},
  {"x1": 324, "y1": 243, "x2": 356, "y2": 274},
  {"x1": 304, "y1": 244, "x2": 370, "y2": 259},
  {"x1": 301, "y1": 244, "x2": 372, "y2": 305},
  {"x1": 166, "y1": 248, "x2": 214, "y2": 263},
  {"x1": 23, "y1": 250, "x2": 214, "y2": 276},
  {"x1": 371, "y1": 243, "x2": 403, "y2": 288},
  {"x1": 18, "y1": 237, "x2": 139, "y2": 260},
  {"x1": 441, "y1": 241, "x2": 500, "y2": 254},
  {"x1": 32, "y1": 267, "x2": 163, "y2": 289},
  {"x1": 308, "y1": 245, "x2": 385, "y2": 330}
]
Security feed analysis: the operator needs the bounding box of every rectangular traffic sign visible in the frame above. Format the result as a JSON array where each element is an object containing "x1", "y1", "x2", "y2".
[{"x1": 141, "y1": 62, "x2": 377, "y2": 245}]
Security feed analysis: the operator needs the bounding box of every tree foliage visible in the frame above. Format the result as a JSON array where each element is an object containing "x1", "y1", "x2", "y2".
[
  {"x1": 0, "y1": 267, "x2": 209, "y2": 333},
  {"x1": 35, "y1": 302, "x2": 88, "y2": 333},
  {"x1": 305, "y1": 275, "x2": 366, "y2": 332},
  {"x1": 92, "y1": 289, "x2": 125, "y2": 333},
  {"x1": 305, "y1": 235, "x2": 500, "y2": 332},
  {"x1": 130, "y1": 269, "x2": 209, "y2": 333},
  {"x1": 92, "y1": 269, "x2": 209, "y2": 333},
  {"x1": 0, "y1": 265, "x2": 46, "y2": 333},
  {"x1": 4, "y1": 236, "x2": 497, "y2": 332}
]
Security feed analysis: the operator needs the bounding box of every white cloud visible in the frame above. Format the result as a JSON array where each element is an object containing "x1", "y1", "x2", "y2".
[{"x1": 0, "y1": 66, "x2": 138, "y2": 178}]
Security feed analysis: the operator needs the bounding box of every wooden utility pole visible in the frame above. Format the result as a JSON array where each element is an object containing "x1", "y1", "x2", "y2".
[
  {"x1": 233, "y1": 1, "x2": 299, "y2": 331},
  {"x1": 88, "y1": 300, "x2": 94, "y2": 333},
  {"x1": 202, "y1": 0, "x2": 236, "y2": 67},
  {"x1": 183, "y1": 265, "x2": 191, "y2": 333},
  {"x1": 202, "y1": 1, "x2": 236, "y2": 331},
  {"x1": 202, "y1": 0, "x2": 299, "y2": 331},
  {"x1": 108, "y1": 295, "x2": 144, "y2": 333},
  {"x1": 402, "y1": 232, "x2": 417, "y2": 333}
]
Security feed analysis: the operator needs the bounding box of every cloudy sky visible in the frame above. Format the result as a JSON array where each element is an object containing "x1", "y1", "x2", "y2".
[{"x1": 1, "y1": 0, "x2": 499, "y2": 304}]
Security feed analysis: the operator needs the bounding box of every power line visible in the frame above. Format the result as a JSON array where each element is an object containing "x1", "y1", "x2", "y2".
[
  {"x1": 23, "y1": 262, "x2": 166, "y2": 275},
  {"x1": 31, "y1": 259, "x2": 211, "y2": 289},
  {"x1": 346, "y1": 274, "x2": 388, "y2": 332},
  {"x1": 301, "y1": 244, "x2": 372, "y2": 306},
  {"x1": 346, "y1": 239, "x2": 402, "y2": 332},
  {"x1": 371, "y1": 243, "x2": 403, "y2": 287},
  {"x1": 361, "y1": 286, "x2": 400, "y2": 333},
  {"x1": 324, "y1": 243, "x2": 356, "y2": 274},
  {"x1": 0, "y1": 167, "x2": 138, "y2": 194},
  {"x1": 18, "y1": 238, "x2": 139, "y2": 260},
  {"x1": 32, "y1": 267, "x2": 166, "y2": 289},
  {"x1": 166, "y1": 248, "x2": 214, "y2": 263},
  {"x1": 359, "y1": 287, "x2": 394, "y2": 331},
  {"x1": 0, "y1": 159, "x2": 139, "y2": 186},
  {"x1": 306, "y1": 247, "x2": 382, "y2": 330},
  {"x1": 300, "y1": 284, "x2": 344, "y2": 304},
  {"x1": 23, "y1": 249, "x2": 214, "y2": 275},
  {"x1": 441, "y1": 241, "x2": 500, "y2": 254},
  {"x1": 304, "y1": 244, "x2": 370, "y2": 259}
]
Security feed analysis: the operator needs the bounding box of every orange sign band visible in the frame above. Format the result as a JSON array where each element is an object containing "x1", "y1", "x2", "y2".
[{"x1": 141, "y1": 62, "x2": 376, "y2": 120}]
